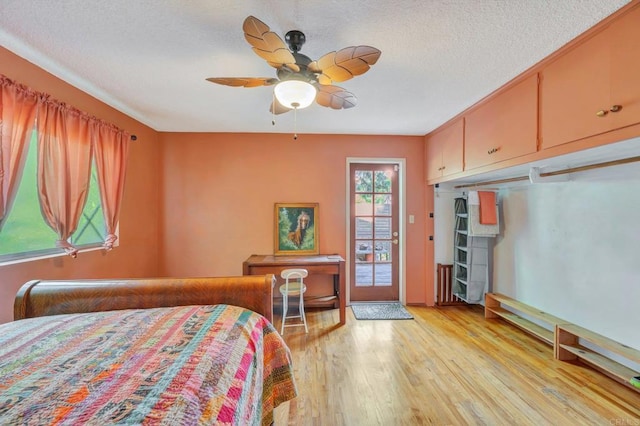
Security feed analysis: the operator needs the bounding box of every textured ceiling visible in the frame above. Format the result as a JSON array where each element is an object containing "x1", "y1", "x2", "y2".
[{"x1": 0, "y1": 0, "x2": 631, "y2": 135}]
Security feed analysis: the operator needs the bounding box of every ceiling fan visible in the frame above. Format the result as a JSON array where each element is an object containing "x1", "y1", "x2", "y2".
[{"x1": 206, "y1": 16, "x2": 381, "y2": 115}]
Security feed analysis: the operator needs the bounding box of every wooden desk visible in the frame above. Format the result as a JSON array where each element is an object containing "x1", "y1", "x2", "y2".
[{"x1": 243, "y1": 254, "x2": 346, "y2": 325}]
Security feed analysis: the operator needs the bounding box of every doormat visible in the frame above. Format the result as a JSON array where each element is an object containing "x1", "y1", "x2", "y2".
[{"x1": 351, "y1": 303, "x2": 414, "y2": 320}]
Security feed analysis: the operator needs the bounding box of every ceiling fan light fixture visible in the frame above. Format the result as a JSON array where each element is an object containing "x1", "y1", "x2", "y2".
[{"x1": 274, "y1": 80, "x2": 317, "y2": 109}]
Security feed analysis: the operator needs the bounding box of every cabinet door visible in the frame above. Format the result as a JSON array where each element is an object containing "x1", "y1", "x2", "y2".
[
  {"x1": 440, "y1": 119, "x2": 464, "y2": 177},
  {"x1": 425, "y1": 135, "x2": 443, "y2": 181},
  {"x1": 465, "y1": 74, "x2": 538, "y2": 170},
  {"x1": 609, "y1": 6, "x2": 640, "y2": 130},
  {"x1": 540, "y1": 30, "x2": 611, "y2": 149},
  {"x1": 425, "y1": 118, "x2": 463, "y2": 181}
]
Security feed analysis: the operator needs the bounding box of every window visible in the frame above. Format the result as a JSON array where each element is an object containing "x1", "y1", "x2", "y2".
[{"x1": 0, "y1": 130, "x2": 107, "y2": 262}]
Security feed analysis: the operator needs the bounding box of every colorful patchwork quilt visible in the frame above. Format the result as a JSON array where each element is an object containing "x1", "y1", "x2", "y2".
[{"x1": 0, "y1": 304, "x2": 297, "y2": 425}]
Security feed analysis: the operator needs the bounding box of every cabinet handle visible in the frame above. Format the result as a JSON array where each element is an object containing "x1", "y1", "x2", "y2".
[
  {"x1": 610, "y1": 104, "x2": 622, "y2": 113},
  {"x1": 596, "y1": 109, "x2": 608, "y2": 117},
  {"x1": 487, "y1": 147, "x2": 500, "y2": 155}
]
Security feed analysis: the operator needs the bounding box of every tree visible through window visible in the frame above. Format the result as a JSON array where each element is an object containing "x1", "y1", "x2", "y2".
[{"x1": 0, "y1": 131, "x2": 106, "y2": 260}]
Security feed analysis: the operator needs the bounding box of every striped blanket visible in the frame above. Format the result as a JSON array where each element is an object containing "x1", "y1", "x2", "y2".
[{"x1": 0, "y1": 304, "x2": 296, "y2": 425}]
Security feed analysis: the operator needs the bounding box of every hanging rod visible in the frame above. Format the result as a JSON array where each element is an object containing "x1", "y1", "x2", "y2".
[
  {"x1": 454, "y1": 175, "x2": 529, "y2": 189},
  {"x1": 454, "y1": 154, "x2": 640, "y2": 189}
]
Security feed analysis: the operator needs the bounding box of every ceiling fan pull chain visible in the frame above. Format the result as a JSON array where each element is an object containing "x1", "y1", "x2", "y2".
[
  {"x1": 272, "y1": 92, "x2": 276, "y2": 126},
  {"x1": 293, "y1": 106, "x2": 298, "y2": 140}
]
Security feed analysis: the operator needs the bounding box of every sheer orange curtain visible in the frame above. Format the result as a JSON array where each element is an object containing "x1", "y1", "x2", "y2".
[
  {"x1": 0, "y1": 76, "x2": 38, "y2": 230},
  {"x1": 36, "y1": 96, "x2": 93, "y2": 258},
  {"x1": 92, "y1": 121, "x2": 130, "y2": 250}
]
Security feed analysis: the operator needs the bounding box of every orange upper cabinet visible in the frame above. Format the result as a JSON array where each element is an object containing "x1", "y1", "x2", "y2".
[
  {"x1": 541, "y1": 5, "x2": 640, "y2": 149},
  {"x1": 609, "y1": 6, "x2": 640, "y2": 131},
  {"x1": 425, "y1": 118, "x2": 463, "y2": 182},
  {"x1": 464, "y1": 74, "x2": 538, "y2": 170}
]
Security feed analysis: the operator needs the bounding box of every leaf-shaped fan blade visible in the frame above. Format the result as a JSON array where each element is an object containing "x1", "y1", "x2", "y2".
[
  {"x1": 269, "y1": 98, "x2": 292, "y2": 115},
  {"x1": 252, "y1": 49, "x2": 301, "y2": 72},
  {"x1": 243, "y1": 16, "x2": 298, "y2": 70},
  {"x1": 316, "y1": 85, "x2": 357, "y2": 110},
  {"x1": 206, "y1": 77, "x2": 278, "y2": 87},
  {"x1": 309, "y1": 46, "x2": 381, "y2": 84}
]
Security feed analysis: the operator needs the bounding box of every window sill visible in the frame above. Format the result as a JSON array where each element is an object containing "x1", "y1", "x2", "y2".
[{"x1": 0, "y1": 243, "x2": 118, "y2": 267}]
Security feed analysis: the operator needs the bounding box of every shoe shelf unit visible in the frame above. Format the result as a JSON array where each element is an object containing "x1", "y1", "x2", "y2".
[
  {"x1": 556, "y1": 323, "x2": 640, "y2": 391},
  {"x1": 485, "y1": 292, "x2": 640, "y2": 393},
  {"x1": 484, "y1": 292, "x2": 565, "y2": 346}
]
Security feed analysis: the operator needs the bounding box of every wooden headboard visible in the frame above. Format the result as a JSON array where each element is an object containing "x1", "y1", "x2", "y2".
[{"x1": 14, "y1": 275, "x2": 275, "y2": 322}]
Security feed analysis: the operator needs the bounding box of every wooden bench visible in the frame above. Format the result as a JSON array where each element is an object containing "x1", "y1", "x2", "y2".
[
  {"x1": 556, "y1": 323, "x2": 640, "y2": 391},
  {"x1": 484, "y1": 292, "x2": 566, "y2": 345}
]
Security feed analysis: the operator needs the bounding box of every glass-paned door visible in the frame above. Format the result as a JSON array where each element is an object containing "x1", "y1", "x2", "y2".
[{"x1": 350, "y1": 163, "x2": 399, "y2": 301}]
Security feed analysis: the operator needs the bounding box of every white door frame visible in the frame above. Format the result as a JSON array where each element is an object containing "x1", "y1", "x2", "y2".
[{"x1": 345, "y1": 157, "x2": 407, "y2": 305}]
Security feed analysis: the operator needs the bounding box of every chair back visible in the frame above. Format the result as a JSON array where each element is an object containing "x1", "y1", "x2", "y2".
[{"x1": 281, "y1": 268, "x2": 308, "y2": 292}]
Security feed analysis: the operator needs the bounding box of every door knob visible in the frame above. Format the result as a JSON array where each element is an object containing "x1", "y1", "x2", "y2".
[
  {"x1": 610, "y1": 105, "x2": 622, "y2": 113},
  {"x1": 596, "y1": 109, "x2": 608, "y2": 117},
  {"x1": 392, "y1": 239, "x2": 399, "y2": 245}
]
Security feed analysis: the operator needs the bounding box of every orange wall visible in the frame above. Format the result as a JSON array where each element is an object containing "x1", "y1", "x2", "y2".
[
  {"x1": 0, "y1": 46, "x2": 435, "y2": 323},
  {"x1": 0, "y1": 47, "x2": 161, "y2": 323},
  {"x1": 159, "y1": 132, "x2": 432, "y2": 305}
]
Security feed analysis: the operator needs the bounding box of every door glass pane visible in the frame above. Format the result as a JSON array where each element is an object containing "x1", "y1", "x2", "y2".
[
  {"x1": 355, "y1": 217, "x2": 372, "y2": 239},
  {"x1": 355, "y1": 240, "x2": 373, "y2": 262},
  {"x1": 375, "y1": 241, "x2": 391, "y2": 262},
  {"x1": 375, "y1": 263, "x2": 392, "y2": 286},
  {"x1": 374, "y1": 217, "x2": 391, "y2": 239},
  {"x1": 355, "y1": 263, "x2": 373, "y2": 286},
  {"x1": 355, "y1": 194, "x2": 373, "y2": 216},
  {"x1": 374, "y1": 194, "x2": 391, "y2": 216},
  {"x1": 374, "y1": 170, "x2": 392, "y2": 193},
  {"x1": 355, "y1": 171, "x2": 373, "y2": 192}
]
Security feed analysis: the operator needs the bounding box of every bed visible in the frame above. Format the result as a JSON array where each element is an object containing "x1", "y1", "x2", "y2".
[{"x1": 0, "y1": 275, "x2": 296, "y2": 425}]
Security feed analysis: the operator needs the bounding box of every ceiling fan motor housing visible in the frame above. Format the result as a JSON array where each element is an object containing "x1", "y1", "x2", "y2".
[
  {"x1": 285, "y1": 30, "x2": 305, "y2": 52},
  {"x1": 277, "y1": 52, "x2": 317, "y2": 84}
]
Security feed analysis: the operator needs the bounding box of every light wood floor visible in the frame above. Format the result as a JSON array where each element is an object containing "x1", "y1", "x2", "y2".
[{"x1": 273, "y1": 305, "x2": 639, "y2": 425}]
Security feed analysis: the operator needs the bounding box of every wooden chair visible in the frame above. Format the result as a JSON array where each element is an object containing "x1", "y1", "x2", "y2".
[{"x1": 279, "y1": 269, "x2": 308, "y2": 334}]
